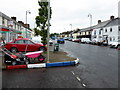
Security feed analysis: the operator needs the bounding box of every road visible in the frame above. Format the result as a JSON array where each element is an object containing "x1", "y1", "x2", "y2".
[
  {"x1": 2, "y1": 40, "x2": 119, "y2": 88},
  {"x1": 59, "y1": 41, "x2": 119, "y2": 88}
]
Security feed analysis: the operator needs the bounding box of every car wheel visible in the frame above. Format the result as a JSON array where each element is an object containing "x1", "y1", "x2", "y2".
[
  {"x1": 39, "y1": 47, "x2": 45, "y2": 52},
  {"x1": 10, "y1": 47, "x2": 18, "y2": 53},
  {"x1": 117, "y1": 45, "x2": 120, "y2": 48},
  {"x1": 12, "y1": 61, "x2": 17, "y2": 65}
]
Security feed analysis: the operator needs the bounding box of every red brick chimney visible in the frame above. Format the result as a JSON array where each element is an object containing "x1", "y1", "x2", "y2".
[{"x1": 24, "y1": 24, "x2": 30, "y2": 28}]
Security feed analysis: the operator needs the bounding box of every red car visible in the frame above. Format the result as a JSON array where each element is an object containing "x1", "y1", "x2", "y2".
[{"x1": 4, "y1": 38, "x2": 47, "y2": 53}]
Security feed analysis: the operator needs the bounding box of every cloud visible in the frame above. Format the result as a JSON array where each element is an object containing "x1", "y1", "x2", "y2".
[{"x1": 0, "y1": 0, "x2": 119, "y2": 34}]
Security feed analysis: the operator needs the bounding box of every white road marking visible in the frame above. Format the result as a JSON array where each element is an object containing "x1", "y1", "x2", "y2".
[
  {"x1": 76, "y1": 77, "x2": 81, "y2": 81},
  {"x1": 71, "y1": 71, "x2": 75, "y2": 75},
  {"x1": 71, "y1": 71, "x2": 87, "y2": 88},
  {"x1": 82, "y1": 83, "x2": 86, "y2": 87}
]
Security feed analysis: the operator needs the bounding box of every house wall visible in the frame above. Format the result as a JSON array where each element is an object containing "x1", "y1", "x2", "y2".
[
  {"x1": 118, "y1": 1, "x2": 120, "y2": 18},
  {"x1": 92, "y1": 28, "x2": 103, "y2": 42},
  {"x1": 0, "y1": 12, "x2": 34, "y2": 42},
  {"x1": 103, "y1": 25, "x2": 118, "y2": 44},
  {"x1": 72, "y1": 33, "x2": 78, "y2": 39},
  {"x1": 0, "y1": 16, "x2": 2, "y2": 26}
]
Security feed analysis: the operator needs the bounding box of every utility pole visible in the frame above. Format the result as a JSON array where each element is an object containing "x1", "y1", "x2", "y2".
[
  {"x1": 40, "y1": 0, "x2": 50, "y2": 63},
  {"x1": 88, "y1": 13, "x2": 92, "y2": 29},
  {"x1": 47, "y1": 0, "x2": 50, "y2": 63},
  {"x1": 70, "y1": 24, "x2": 72, "y2": 30},
  {"x1": 26, "y1": 10, "x2": 31, "y2": 38}
]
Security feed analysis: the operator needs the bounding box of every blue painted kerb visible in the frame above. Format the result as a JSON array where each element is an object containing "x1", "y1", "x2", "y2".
[{"x1": 46, "y1": 61, "x2": 75, "y2": 67}]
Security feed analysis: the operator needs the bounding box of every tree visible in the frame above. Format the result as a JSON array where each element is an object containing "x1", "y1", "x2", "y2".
[
  {"x1": 35, "y1": 0, "x2": 52, "y2": 45},
  {"x1": 50, "y1": 33, "x2": 59, "y2": 38},
  {"x1": 34, "y1": 28, "x2": 41, "y2": 36}
]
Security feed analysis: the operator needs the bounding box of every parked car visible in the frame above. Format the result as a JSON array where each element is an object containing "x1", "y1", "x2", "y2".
[
  {"x1": 68, "y1": 38, "x2": 73, "y2": 41},
  {"x1": 102, "y1": 40, "x2": 108, "y2": 46},
  {"x1": 81, "y1": 38, "x2": 91, "y2": 44},
  {"x1": 109, "y1": 40, "x2": 120, "y2": 48},
  {"x1": 91, "y1": 39, "x2": 99, "y2": 45},
  {"x1": 49, "y1": 39, "x2": 53, "y2": 46},
  {"x1": 57, "y1": 38, "x2": 65, "y2": 44},
  {"x1": 51, "y1": 36, "x2": 55, "y2": 40},
  {"x1": 72, "y1": 38, "x2": 80, "y2": 43},
  {"x1": 64, "y1": 37, "x2": 69, "y2": 40},
  {"x1": 4, "y1": 38, "x2": 47, "y2": 53}
]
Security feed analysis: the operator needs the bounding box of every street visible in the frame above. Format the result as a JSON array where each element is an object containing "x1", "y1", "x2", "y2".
[{"x1": 2, "y1": 40, "x2": 119, "y2": 88}]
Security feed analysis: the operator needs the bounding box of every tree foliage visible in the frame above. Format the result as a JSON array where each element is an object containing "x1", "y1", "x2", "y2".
[
  {"x1": 34, "y1": 28, "x2": 41, "y2": 36},
  {"x1": 35, "y1": 1, "x2": 52, "y2": 45}
]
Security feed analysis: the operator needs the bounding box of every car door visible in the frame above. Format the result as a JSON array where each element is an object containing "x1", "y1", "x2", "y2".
[
  {"x1": 24, "y1": 40, "x2": 38, "y2": 51},
  {"x1": 14, "y1": 40, "x2": 26, "y2": 51}
]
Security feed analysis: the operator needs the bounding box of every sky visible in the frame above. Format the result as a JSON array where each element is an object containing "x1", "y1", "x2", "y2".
[{"x1": 0, "y1": 0, "x2": 119, "y2": 33}]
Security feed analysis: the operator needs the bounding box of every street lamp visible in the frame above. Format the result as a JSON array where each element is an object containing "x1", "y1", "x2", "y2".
[
  {"x1": 70, "y1": 24, "x2": 72, "y2": 30},
  {"x1": 88, "y1": 13, "x2": 92, "y2": 29},
  {"x1": 26, "y1": 10, "x2": 31, "y2": 38}
]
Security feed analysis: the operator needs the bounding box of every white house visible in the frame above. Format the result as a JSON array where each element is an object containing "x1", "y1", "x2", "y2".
[
  {"x1": 0, "y1": 12, "x2": 34, "y2": 42},
  {"x1": 91, "y1": 20, "x2": 110, "y2": 42},
  {"x1": 103, "y1": 17, "x2": 120, "y2": 45}
]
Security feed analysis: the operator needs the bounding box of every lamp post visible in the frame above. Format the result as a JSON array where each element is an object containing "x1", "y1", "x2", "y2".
[
  {"x1": 26, "y1": 10, "x2": 31, "y2": 38},
  {"x1": 88, "y1": 13, "x2": 92, "y2": 40},
  {"x1": 47, "y1": 0, "x2": 50, "y2": 63},
  {"x1": 88, "y1": 13, "x2": 92, "y2": 29},
  {"x1": 70, "y1": 24, "x2": 72, "y2": 30}
]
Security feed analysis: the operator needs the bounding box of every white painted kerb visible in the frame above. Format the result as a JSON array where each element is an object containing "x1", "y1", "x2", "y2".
[
  {"x1": 27, "y1": 63, "x2": 46, "y2": 68},
  {"x1": 74, "y1": 58, "x2": 79, "y2": 64}
]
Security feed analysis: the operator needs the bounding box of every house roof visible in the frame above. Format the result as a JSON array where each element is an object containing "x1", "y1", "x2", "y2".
[
  {"x1": 105, "y1": 17, "x2": 120, "y2": 27},
  {"x1": 78, "y1": 26, "x2": 95, "y2": 32},
  {"x1": 93, "y1": 20, "x2": 110, "y2": 29},
  {"x1": 78, "y1": 19, "x2": 112, "y2": 32}
]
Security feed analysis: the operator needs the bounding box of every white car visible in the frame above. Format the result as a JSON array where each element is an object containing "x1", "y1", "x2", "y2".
[
  {"x1": 49, "y1": 39, "x2": 53, "y2": 46},
  {"x1": 109, "y1": 40, "x2": 120, "y2": 48},
  {"x1": 81, "y1": 38, "x2": 91, "y2": 43}
]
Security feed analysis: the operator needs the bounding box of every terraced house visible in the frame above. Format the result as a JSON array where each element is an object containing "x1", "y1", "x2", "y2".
[
  {"x1": 67, "y1": 16, "x2": 120, "y2": 45},
  {"x1": 0, "y1": 12, "x2": 34, "y2": 42}
]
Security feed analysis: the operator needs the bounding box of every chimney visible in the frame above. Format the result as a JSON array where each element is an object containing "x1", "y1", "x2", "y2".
[
  {"x1": 24, "y1": 24, "x2": 30, "y2": 28},
  {"x1": 11, "y1": 17, "x2": 16, "y2": 21},
  {"x1": 110, "y1": 16, "x2": 114, "y2": 20},
  {"x1": 18, "y1": 21, "x2": 24, "y2": 25},
  {"x1": 98, "y1": 20, "x2": 101, "y2": 24}
]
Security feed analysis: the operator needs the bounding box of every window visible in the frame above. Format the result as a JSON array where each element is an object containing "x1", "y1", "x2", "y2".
[
  {"x1": 119, "y1": 26, "x2": 120, "y2": 31},
  {"x1": 24, "y1": 40, "x2": 33, "y2": 44},
  {"x1": 113, "y1": 37, "x2": 115, "y2": 41},
  {"x1": 109, "y1": 37, "x2": 112, "y2": 41},
  {"x1": 14, "y1": 40, "x2": 24, "y2": 44},
  {"x1": 2, "y1": 17, "x2": 5, "y2": 25},
  {"x1": 14, "y1": 23, "x2": 16, "y2": 29},
  {"x1": 105, "y1": 29, "x2": 107, "y2": 32},
  {"x1": 110, "y1": 28, "x2": 112, "y2": 32},
  {"x1": 89, "y1": 32, "x2": 91, "y2": 35},
  {"x1": 99, "y1": 30, "x2": 101, "y2": 35},
  {"x1": 94, "y1": 30, "x2": 96, "y2": 35}
]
